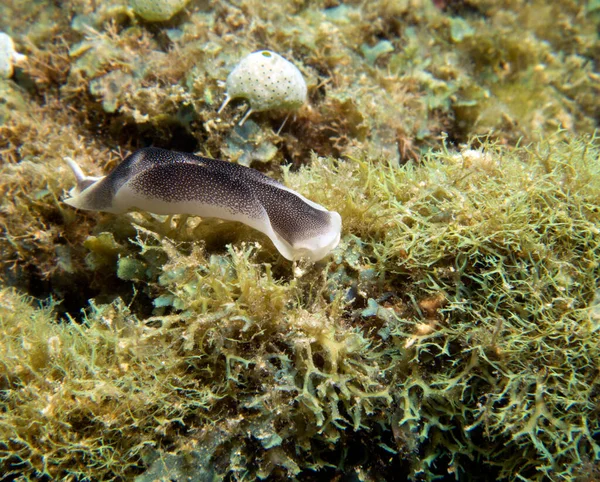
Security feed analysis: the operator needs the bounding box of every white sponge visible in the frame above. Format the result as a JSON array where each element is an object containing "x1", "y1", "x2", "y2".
[
  {"x1": 219, "y1": 50, "x2": 307, "y2": 125},
  {"x1": 0, "y1": 33, "x2": 26, "y2": 78}
]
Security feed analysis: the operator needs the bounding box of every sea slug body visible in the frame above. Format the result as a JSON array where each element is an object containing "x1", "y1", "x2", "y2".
[{"x1": 64, "y1": 147, "x2": 342, "y2": 262}]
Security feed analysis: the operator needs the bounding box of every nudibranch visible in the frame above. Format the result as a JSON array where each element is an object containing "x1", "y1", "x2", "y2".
[{"x1": 64, "y1": 147, "x2": 342, "y2": 262}]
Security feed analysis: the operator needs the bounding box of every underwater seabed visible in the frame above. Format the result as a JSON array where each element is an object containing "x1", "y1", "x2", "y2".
[
  {"x1": 1, "y1": 0, "x2": 600, "y2": 480},
  {"x1": 1, "y1": 135, "x2": 599, "y2": 481}
]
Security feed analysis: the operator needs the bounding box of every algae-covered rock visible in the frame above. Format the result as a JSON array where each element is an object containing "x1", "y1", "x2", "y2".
[
  {"x1": 2, "y1": 0, "x2": 600, "y2": 480},
  {"x1": 130, "y1": 0, "x2": 190, "y2": 22},
  {"x1": 117, "y1": 256, "x2": 147, "y2": 281},
  {"x1": 3, "y1": 135, "x2": 600, "y2": 481},
  {"x1": 0, "y1": 78, "x2": 27, "y2": 123},
  {"x1": 221, "y1": 119, "x2": 278, "y2": 166},
  {"x1": 360, "y1": 39, "x2": 394, "y2": 65},
  {"x1": 83, "y1": 232, "x2": 124, "y2": 270},
  {"x1": 89, "y1": 70, "x2": 135, "y2": 113}
]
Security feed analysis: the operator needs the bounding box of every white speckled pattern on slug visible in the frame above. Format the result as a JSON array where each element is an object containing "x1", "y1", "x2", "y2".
[{"x1": 64, "y1": 147, "x2": 341, "y2": 262}]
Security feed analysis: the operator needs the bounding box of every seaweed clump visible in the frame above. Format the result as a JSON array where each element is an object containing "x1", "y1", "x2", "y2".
[
  {"x1": 1, "y1": 0, "x2": 599, "y2": 480},
  {"x1": 1, "y1": 134, "x2": 599, "y2": 480}
]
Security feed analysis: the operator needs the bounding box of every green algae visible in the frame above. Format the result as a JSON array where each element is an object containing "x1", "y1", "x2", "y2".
[
  {"x1": 0, "y1": 0, "x2": 599, "y2": 480},
  {"x1": 2, "y1": 134, "x2": 600, "y2": 480}
]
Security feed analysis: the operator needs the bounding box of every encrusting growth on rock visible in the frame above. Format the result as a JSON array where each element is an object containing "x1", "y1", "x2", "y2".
[
  {"x1": 130, "y1": 0, "x2": 190, "y2": 22},
  {"x1": 2, "y1": 0, "x2": 600, "y2": 480}
]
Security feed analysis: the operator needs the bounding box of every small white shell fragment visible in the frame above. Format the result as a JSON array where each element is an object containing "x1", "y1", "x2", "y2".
[
  {"x1": 219, "y1": 50, "x2": 307, "y2": 125},
  {"x1": 130, "y1": 0, "x2": 190, "y2": 22},
  {"x1": 0, "y1": 33, "x2": 26, "y2": 78}
]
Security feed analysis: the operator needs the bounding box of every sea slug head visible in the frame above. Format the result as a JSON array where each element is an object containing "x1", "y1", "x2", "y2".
[
  {"x1": 218, "y1": 50, "x2": 307, "y2": 125},
  {"x1": 286, "y1": 209, "x2": 342, "y2": 262}
]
